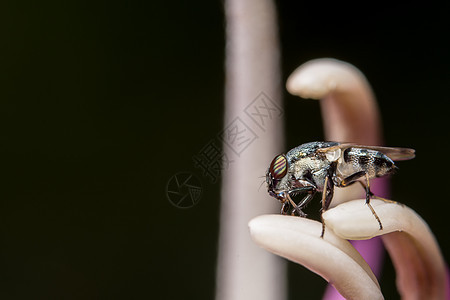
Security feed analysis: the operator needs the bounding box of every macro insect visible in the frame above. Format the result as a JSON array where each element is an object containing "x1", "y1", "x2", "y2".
[{"x1": 266, "y1": 141, "x2": 415, "y2": 236}]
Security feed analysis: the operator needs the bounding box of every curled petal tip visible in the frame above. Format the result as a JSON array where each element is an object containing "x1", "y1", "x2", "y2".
[
  {"x1": 286, "y1": 58, "x2": 367, "y2": 100},
  {"x1": 287, "y1": 57, "x2": 381, "y2": 148}
]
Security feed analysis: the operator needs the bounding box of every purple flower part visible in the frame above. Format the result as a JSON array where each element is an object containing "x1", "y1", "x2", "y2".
[
  {"x1": 322, "y1": 237, "x2": 385, "y2": 300},
  {"x1": 322, "y1": 281, "x2": 345, "y2": 300},
  {"x1": 351, "y1": 238, "x2": 385, "y2": 278}
]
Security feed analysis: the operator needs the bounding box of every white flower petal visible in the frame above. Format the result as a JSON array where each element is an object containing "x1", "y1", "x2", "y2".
[
  {"x1": 249, "y1": 215, "x2": 383, "y2": 300},
  {"x1": 323, "y1": 199, "x2": 447, "y2": 299}
]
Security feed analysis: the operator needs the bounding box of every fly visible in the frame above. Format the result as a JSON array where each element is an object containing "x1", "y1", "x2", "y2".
[{"x1": 265, "y1": 141, "x2": 415, "y2": 237}]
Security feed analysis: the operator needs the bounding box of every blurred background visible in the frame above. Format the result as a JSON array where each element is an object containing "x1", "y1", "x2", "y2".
[{"x1": 1, "y1": 1, "x2": 449, "y2": 299}]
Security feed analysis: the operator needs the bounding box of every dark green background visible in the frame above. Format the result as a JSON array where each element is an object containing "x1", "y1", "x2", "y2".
[{"x1": 1, "y1": 1, "x2": 449, "y2": 299}]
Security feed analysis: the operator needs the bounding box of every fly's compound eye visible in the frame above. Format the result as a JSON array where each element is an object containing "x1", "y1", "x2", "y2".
[{"x1": 269, "y1": 154, "x2": 288, "y2": 180}]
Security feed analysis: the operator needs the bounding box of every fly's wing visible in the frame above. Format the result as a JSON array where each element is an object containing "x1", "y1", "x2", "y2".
[
  {"x1": 317, "y1": 143, "x2": 415, "y2": 161},
  {"x1": 357, "y1": 145, "x2": 415, "y2": 161}
]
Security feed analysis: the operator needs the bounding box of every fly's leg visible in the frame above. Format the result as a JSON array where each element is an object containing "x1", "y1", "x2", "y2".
[
  {"x1": 358, "y1": 180, "x2": 400, "y2": 205},
  {"x1": 322, "y1": 175, "x2": 335, "y2": 212},
  {"x1": 359, "y1": 173, "x2": 383, "y2": 230},
  {"x1": 320, "y1": 177, "x2": 328, "y2": 238},
  {"x1": 280, "y1": 201, "x2": 290, "y2": 215},
  {"x1": 339, "y1": 171, "x2": 366, "y2": 187},
  {"x1": 289, "y1": 193, "x2": 315, "y2": 217},
  {"x1": 286, "y1": 193, "x2": 307, "y2": 217},
  {"x1": 340, "y1": 171, "x2": 383, "y2": 230},
  {"x1": 297, "y1": 191, "x2": 315, "y2": 209},
  {"x1": 342, "y1": 171, "x2": 396, "y2": 204},
  {"x1": 286, "y1": 186, "x2": 315, "y2": 217},
  {"x1": 320, "y1": 175, "x2": 334, "y2": 238}
]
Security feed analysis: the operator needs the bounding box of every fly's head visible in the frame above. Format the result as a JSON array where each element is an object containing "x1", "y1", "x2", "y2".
[{"x1": 266, "y1": 154, "x2": 290, "y2": 202}]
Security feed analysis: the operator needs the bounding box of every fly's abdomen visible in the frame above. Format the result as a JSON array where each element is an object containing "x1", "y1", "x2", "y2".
[{"x1": 341, "y1": 147, "x2": 396, "y2": 178}]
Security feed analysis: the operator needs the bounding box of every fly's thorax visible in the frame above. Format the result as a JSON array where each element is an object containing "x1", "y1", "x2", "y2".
[
  {"x1": 338, "y1": 147, "x2": 396, "y2": 179},
  {"x1": 290, "y1": 156, "x2": 331, "y2": 191}
]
